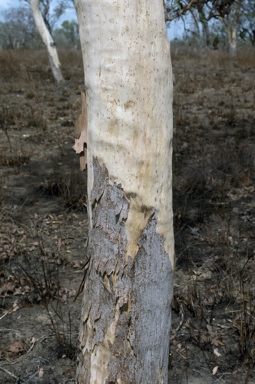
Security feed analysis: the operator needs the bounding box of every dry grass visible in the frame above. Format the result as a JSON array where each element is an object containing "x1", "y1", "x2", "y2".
[
  {"x1": 171, "y1": 43, "x2": 255, "y2": 69},
  {"x1": 0, "y1": 48, "x2": 254, "y2": 383},
  {"x1": 170, "y1": 45, "x2": 255, "y2": 383}
]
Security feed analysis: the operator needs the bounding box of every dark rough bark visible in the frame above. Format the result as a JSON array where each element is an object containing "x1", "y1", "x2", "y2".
[{"x1": 77, "y1": 158, "x2": 173, "y2": 383}]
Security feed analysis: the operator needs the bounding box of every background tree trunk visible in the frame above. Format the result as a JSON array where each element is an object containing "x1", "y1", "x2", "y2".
[
  {"x1": 75, "y1": 0, "x2": 174, "y2": 382},
  {"x1": 220, "y1": 0, "x2": 242, "y2": 56},
  {"x1": 31, "y1": 0, "x2": 64, "y2": 84}
]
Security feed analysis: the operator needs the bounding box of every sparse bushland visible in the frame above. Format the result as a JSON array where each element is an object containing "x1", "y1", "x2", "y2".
[
  {"x1": 0, "y1": 48, "x2": 254, "y2": 383},
  {"x1": 170, "y1": 44, "x2": 255, "y2": 383}
]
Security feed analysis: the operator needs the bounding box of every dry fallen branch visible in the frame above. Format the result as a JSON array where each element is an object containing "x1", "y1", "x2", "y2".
[{"x1": 0, "y1": 366, "x2": 20, "y2": 381}]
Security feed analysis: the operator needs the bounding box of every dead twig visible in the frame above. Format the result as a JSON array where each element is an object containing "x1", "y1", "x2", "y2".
[{"x1": 0, "y1": 366, "x2": 21, "y2": 381}]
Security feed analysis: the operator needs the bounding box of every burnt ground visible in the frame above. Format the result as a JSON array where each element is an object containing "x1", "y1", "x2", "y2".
[{"x1": 0, "y1": 48, "x2": 254, "y2": 383}]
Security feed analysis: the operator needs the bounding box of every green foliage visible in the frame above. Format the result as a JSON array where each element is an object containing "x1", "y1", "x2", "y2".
[
  {"x1": 39, "y1": 0, "x2": 73, "y2": 33},
  {"x1": 0, "y1": 7, "x2": 43, "y2": 49},
  {"x1": 53, "y1": 20, "x2": 80, "y2": 49},
  {"x1": 239, "y1": 0, "x2": 255, "y2": 46},
  {"x1": 0, "y1": 1, "x2": 78, "y2": 51}
]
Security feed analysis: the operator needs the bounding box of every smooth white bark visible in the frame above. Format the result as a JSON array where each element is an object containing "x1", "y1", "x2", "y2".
[
  {"x1": 31, "y1": 0, "x2": 64, "y2": 83},
  {"x1": 75, "y1": 0, "x2": 174, "y2": 382},
  {"x1": 76, "y1": 0, "x2": 174, "y2": 265}
]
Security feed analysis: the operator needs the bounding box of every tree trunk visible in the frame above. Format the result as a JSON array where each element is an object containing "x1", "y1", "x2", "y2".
[
  {"x1": 202, "y1": 21, "x2": 210, "y2": 47},
  {"x1": 220, "y1": 1, "x2": 242, "y2": 56},
  {"x1": 31, "y1": 0, "x2": 64, "y2": 84},
  {"x1": 229, "y1": 28, "x2": 237, "y2": 56},
  {"x1": 74, "y1": 1, "x2": 174, "y2": 382}
]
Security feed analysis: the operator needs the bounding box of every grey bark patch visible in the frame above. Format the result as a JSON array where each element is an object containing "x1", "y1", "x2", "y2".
[
  {"x1": 107, "y1": 213, "x2": 173, "y2": 384},
  {"x1": 132, "y1": 212, "x2": 173, "y2": 383},
  {"x1": 77, "y1": 158, "x2": 173, "y2": 384},
  {"x1": 77, "y1": 158, "x2": 129, "y2": 383},
  {"x1": 91, "y1": 159, "x2": 109, "y2": 204}
]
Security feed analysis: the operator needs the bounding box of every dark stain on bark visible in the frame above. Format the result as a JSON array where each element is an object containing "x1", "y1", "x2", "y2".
[{"x1": 77, "y1": 158, "x2": 173, "y2": 384}]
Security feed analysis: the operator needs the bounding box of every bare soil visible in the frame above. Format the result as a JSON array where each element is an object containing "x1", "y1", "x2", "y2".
[{"x1": 0, "y1": 48, "x2": 254, "y2": 384}]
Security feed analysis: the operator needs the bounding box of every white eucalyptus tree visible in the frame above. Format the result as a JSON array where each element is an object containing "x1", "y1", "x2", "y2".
[
  {"x1": 30, "y1": 0, "x2": 64, "y2": 83},
  {"x1": 73, "y1": 0, "x2": 174, "y2": 383},
  {"x1": 218, "y1": 0, "x2": 242, "y2": 55}
]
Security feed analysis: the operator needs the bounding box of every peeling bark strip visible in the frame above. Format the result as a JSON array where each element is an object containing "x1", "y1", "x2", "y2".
[
  {"x1": 73, "y1": 92, "x2": 88, "y2": 171},
  {"x1": 77, "y1": 159, "x2": 173, "y2": 384}
]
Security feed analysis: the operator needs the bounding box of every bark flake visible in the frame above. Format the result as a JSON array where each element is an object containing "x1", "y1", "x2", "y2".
[{"x1": 73, "y1": 92, "x2": 87, "y2": 171}]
